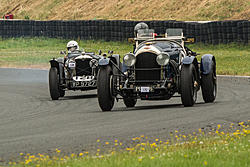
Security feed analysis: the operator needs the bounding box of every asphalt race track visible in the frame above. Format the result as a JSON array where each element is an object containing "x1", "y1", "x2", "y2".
[{"x1": 0, "y1": 68, "x2": 249, "y2": 160}]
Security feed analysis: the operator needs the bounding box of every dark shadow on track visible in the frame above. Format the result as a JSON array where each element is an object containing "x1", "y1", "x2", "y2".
[
  {"x1": 93, "y1": 102, "x2": 207, "y2": 113},
  {"x1": 61, "y1": 94, "x2": 97, "y2": 100}
]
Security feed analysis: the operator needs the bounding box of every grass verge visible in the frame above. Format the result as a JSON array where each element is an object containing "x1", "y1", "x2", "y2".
[
  {"x1": 0, "y1": 37, "x2": 249, "y2": 75},
  {"x1": 7, "y1": 121, "x2": 250, "y2": 167}
]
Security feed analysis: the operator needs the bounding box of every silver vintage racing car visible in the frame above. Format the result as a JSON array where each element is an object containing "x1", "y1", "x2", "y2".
[{"x1": 49, "y1": 41, "x2": 101, "y2": 100}]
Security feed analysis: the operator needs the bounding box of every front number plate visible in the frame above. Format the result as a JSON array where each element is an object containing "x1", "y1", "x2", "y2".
[
  {"x1": 141, "y1": 87, "x2": 150, "y2": 93},
  {"x1": 72, "y1": 80, "x2": 96, "y2": 87}
]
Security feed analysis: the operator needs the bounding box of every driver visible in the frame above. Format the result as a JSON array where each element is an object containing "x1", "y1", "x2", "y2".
[
  {"x1": 134, "y1": 22, "x2": 149, "y2": 37},
  {"x1": 66, "y1": 40, "x2": 80, "y2": 53}
]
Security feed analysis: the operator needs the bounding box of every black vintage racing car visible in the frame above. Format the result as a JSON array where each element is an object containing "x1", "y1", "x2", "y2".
[
  {"x1": 97, "y1": 24, "x2": 217, "y2": 111},
  {"x1": 49, "y1": 49, "x2": 101, "y2": 100}
]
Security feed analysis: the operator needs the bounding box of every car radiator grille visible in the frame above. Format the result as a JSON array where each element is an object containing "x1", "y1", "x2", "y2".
[
  {"x1": 135, "y1": 52, "x2": 161, "y2": 82},
  {"x1": 75, "y1": 59, "x2": 92, "y2": 76}
]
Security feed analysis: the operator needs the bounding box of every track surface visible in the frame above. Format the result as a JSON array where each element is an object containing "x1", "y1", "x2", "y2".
[{"x1": 0, "y1": 68, "x2": 250, "y2": 160}]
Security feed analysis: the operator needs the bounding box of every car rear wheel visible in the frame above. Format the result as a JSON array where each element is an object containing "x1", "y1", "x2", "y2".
[
  {"x1": 123, "y1": 98, "x2": 137, "y2": 108},
  {"x1": 180, "y1": 64, "x2": 198, "y2": 107},
  {"x1": 97, "y1": 66, "x2": 115, "y2": 111},
  {"x1": 201, "y1": 61, "x2": 217, "y2": 103},
  {"x1": 49, "y1": 67, "x2": 60, "y2": 100}
]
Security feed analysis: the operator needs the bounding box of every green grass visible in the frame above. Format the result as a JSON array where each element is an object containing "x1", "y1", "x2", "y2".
[
  {"x1": 8, "y1": 122, "x2": 250, "y2": 167},
  {"x1": 0, "y1": 37, "x2": 249, "y2": 75}
]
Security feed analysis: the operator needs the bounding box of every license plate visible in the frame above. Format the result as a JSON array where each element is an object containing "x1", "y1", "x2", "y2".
[
  {"x1": 141, "y1": 87, "x2": 150, "y2": 93},
  {"x1": 72, "y1": 80, "x2": 96, "y2": 87}
]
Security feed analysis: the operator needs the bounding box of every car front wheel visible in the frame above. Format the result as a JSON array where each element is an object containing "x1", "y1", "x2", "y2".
[
  {"x1": 201, "y1": 61, "x2": 217, "y2": 103},
  {"x1": 97, "y1": 66, "x2": 115, "y2": 111},
  {"x1": 180, "y1": 64, "x2": 198, "y2": 107},
  {"x1": 49, "y1": 67, "x2": 60, "y2": 100}
]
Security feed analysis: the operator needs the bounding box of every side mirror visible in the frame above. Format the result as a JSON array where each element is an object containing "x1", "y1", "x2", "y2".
[{"x1": 60, "y1": 50, "x2": 66, "y2": 55}]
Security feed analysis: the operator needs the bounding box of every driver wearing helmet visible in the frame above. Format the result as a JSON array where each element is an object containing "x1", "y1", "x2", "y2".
[
  {"x1": 66, "y1": 40, "x2": 80, "y2": 53},
  {"x1": 134, "y1": 22, "x2": 149, "y2": 37},
  {"x1": 133, "y1": 22, "x2": 149, "y2": 53}
]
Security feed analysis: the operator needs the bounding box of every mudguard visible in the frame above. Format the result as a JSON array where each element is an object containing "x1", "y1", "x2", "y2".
[
  {"x1": 182, "y1": 56, "x2": 196, "y2": 64},
  {"x1": 110, "y1": 54, "x2": 120, "y2": 66},
  {"x1": 49, "y1": 57, "x2": 64, "y2": 84},
  {"x1": 200, "y1": 54, "x2": 215, "y2": 75},
  {"x1": 49, "y1": 59, "x2": 59, "y2": 68},
  {"x1": 49, "y1": 57, "x2": 64, "y2": 68}
]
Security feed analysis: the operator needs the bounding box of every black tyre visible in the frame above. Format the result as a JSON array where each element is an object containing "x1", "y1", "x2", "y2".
[
  {"x1": 201, "y1": 61, "x2": 217, "y2": 103},
  {"x1": 180, "y1": 64, "x2": 198, "y2": 107},
  {"x1": 49, "y1": 67, "x2": 60, "y2": 100},
  {"x1": 97, "y1": 66, "x2": 114, "y2": 111},
  {"x1": 123, "y1": 98, "x2": 137, "y2": 108}
]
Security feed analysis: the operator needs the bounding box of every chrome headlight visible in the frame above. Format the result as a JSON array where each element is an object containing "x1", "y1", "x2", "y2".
[
  {"x1": 123, "y1": 53, "x2": 136, "y2": 67},
  {"x1": 156, "y1": 52, "x2": 170, "y2": 66},
  {"x1": 89, "y1": 59, "x2": 98, "y2": 67}
]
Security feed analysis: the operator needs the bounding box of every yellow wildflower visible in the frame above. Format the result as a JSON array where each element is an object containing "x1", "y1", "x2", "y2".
[
  {"x1": 56, "y1": 149, "x2": 61, "y2": 153},
  {"x1": 204, "y1": 160, "x2": 208, "y2": 166}
]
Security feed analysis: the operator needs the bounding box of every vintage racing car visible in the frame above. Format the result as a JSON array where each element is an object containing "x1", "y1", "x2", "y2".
[
  {"x1": 97, "y1": 23, "x2": 217, "y2": 111},
  {"x1": 49, "y1": 41, "x2": 101, "y2": 100}
]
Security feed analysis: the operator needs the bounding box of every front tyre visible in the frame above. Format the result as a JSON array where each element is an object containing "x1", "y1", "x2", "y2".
[
  {"x1": 49, "y1": 67, "x2": 60, "y2": 100},
  {"x1": 201, "y1": 61, "x2": 217, "y2": 103},
  {"x1": 97, "y1": 66, "x2": 115, "y2": 111},
  {"x1": 180, "y1": 64, "x2": 198, "y2": 107},
  {"x1": 123, "y1": 98, "x2": 137, "y2": 108}
]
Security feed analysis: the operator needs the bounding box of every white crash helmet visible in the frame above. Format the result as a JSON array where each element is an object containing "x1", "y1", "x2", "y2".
[
  {"x1": 67, "y1": 40, "x2": 79, "y2": 52},
  {"x1": 134, "y1": 22, "x2": 149, "y2": 37}
]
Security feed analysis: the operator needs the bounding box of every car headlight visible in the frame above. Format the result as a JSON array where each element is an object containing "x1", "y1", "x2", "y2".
[
  {"x1": 156, "y1": 52, "x2": 170, "y2": 66},
  {"x1": 89, "y1": 59, "x2": 98, "y2": 67},
  {"x1": 123, "y1": 53, "x2": 136, "y2": 67}
]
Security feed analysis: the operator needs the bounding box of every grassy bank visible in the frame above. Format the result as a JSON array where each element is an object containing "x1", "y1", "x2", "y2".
[
  {"x1": 0, "y1": 37, "x2": 249, "y2": 75},
  {"x1": 8, "y1": 122, "x2": 250, "y2": 167},
  {"x1": 0, "y1": 0, "x2": 249, "y2": 20}
]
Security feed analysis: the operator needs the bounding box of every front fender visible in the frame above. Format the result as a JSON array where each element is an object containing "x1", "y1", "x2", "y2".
[
  {"x1": 49, "y1": 58, "x2": 64, "y2": 84},
  {"x1": 49, "y1": 59, "x2": 59, "y2": 68},
  {"x1": 182, "y1": 56, "x2": 195, "y2": 64},
  {"x1": 49, "y1": 57, "x2": 64, "y2": 68},
  {"x1": 200, "y1": 54, "x2": 215, "y2": 75}
]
